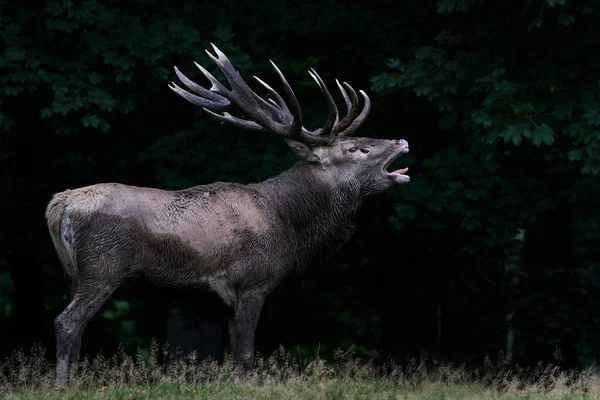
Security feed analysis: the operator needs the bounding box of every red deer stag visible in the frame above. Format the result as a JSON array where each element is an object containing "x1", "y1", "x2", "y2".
[{"x1": 46, "y1": 44, "x2": 410, "y2": 387}]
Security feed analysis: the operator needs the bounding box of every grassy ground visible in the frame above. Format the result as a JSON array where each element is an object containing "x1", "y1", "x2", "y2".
[{"x1": 1, "y1": 343, "x2": 598, "y2": 399}]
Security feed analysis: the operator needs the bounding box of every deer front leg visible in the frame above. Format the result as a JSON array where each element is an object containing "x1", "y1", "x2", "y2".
[
  {"x1": 228, "y1": 316, "x2": 237, "y2": 357},
  {"x1": 232, "y1": 290, "x2": 266, "y2": 374}
]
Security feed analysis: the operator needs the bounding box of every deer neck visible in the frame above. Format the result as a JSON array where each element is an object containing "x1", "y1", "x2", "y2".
[{"x1": 255, "y1": 162, "x2": 362, "y2": 262}]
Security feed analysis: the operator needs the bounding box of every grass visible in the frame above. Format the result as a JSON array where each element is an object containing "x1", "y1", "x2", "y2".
[{"x1": 1, "y1": 342, "x2": 599, "y2": 399}]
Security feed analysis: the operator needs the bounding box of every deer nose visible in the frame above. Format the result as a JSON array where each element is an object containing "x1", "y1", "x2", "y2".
[{"x1": 395, "y1": 139, "x2": 409, "y2": 147}]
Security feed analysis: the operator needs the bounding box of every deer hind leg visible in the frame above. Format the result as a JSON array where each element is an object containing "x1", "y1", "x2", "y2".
[
  {"x1": 232, "y1": 290, "x2": 267, "y2": 374},
  {"x1": 54, "y1": 281, "x2": 117, "y2": 387},
  {"x1": 63, "y1": 284, "x2": 87, "y2": 365},
  {"x1": 69, "y1": 320, "x2": 90, "y2": 364}
]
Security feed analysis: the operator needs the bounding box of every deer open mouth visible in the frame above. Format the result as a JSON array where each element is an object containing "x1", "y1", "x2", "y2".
[{"x1": 384, "y1": 147, "x2": 410, "y2": 183}]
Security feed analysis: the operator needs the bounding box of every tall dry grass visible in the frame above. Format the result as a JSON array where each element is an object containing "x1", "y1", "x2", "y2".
[{"x1": 1, "y1": 341, "x2": 598, "y2": 399}]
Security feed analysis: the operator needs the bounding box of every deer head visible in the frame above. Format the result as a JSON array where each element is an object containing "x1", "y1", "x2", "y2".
[{"x1": 169, "y1": 44, "x2": 410, "y2": 195}]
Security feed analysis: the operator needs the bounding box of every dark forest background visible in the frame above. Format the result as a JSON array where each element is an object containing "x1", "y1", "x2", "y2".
[{"x1": 1, "y1": 0, "x2": 600, "y2": 369}]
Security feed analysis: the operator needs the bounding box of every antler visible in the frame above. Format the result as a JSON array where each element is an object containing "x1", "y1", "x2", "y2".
[{"x1": 169, "y1": 44, "x2": 370, "y2": 145}]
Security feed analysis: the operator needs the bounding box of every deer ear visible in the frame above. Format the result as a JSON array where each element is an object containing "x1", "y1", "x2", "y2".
[{"x1": 284, "y1": 139, "x2": 321, "y2": 162}]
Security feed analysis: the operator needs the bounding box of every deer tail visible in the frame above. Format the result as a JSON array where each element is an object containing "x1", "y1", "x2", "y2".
[{"x1": 45, "y1": 191, "x2": 78, "y2": 279}]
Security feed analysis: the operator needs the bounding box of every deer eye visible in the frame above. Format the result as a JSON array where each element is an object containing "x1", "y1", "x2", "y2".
[
  {"x1": 360, "y1": 148, "x2": 370, "y2": 154},
  {"x1": 348, "y1": 147, "x2": 358, "y2": 153}
]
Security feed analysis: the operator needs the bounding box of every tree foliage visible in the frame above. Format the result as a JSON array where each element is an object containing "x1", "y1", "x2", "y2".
[{"x1": 372, "y1": 0, "x2": 600, "y2": 365}]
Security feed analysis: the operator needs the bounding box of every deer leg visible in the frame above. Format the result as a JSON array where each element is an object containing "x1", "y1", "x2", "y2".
[
  {"x1": 54, "y1": 282, "x2": 116, "y2": 387},
  {"x1": 232, "y1": 290, "x2": 266, "y2": 374},
  {"x1": 69, "y1": 321, "x2": 89, "y2": 364},
  {"x1": 228, "y1": 316, "x2": 237, "y2": 357},
  {"x1": 64, "y1": 282, "x2": 88, "y2": 365}
]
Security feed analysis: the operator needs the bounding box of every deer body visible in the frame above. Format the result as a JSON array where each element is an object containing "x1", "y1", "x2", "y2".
[
  {"x1": 47, "y1": 45, "x2": 410, "y2": 387},
  {"x1": 48, "y1": 162, "x2": 363, "y2": 301}
]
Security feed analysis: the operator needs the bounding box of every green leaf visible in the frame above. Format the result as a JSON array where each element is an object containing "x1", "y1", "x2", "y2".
[
  {"x1": 554, "y1": 103, "x2": 572, "y2": 120},
  {"x1": 503, "y1": 124, "x2": 530, "y2": 146},
  {"x1": 492, "y1": 68, "x2": 506, "y2": 78},
  {"x1": 44, "y1": 1, "x2": 63, "y2": 16},
  {"x1": 40, "y1": 108, "x2": 53, "y2": 118},
  {"x1": 88, "y1": 72, "x2": 104, "y2": 85},
  {"x1": 436, "y1": 0, "x2": 456, "y2": 13},
  {"x1": 387, "y1": 58, "x2": 401, "y2": 69},
  {"x1": 81, "y1": 114, "x2": 102, "y2": 128},
  {"x1": 115, "y1": 71, "x2": 133, "y2": 83},
  {"x1": 494, "y1": 80, "x2": 519, "y2": 96},
  {"x1": 558, "y1": 14, "x2": 575, "y2": 26},
  {"x1": 568, "y1": 150, "x2": 582, "y2": 161},
  {"x1": 528, "y1": 16, "x2": 544, "y2": 31},
  {"x1": 415, "y1": 46, "x2": 433, "y2": 60},
  {"x1": 512, "y1": 102, "x2": 534, "y2": 113},
  {"x1": 465, "y1": 190, "x2": 485, "y2": 200},
  {"x1": 5, "y1": 46, "x2": 26, "y2": 62},
  {"x1": 566, "y1": 122, "x2": 583, "y2": 137},
  {"x1": 114, "y1": 300, "x2": 131, "y2": 314},
  {"x1": 4, "y1": 86, "x2": 25, "y2": 96},
  {"x1": 532, "y1": 124, "x2": 555, "y2": 146},
  {"x1": 472, "y1": 113, "x2": 494, "y2": 128},
  {"x1": 393, "y1": 204, "x2": 416, "y2": 219},
  {"x1": 583, "y1": 111, "x2": 600, "y2": 126},
  {"x1": 460, "y1": 218, "x2": 481, "y2": 231},
  {"x1": 414, "y1": 85, "x2": 431, "y2": 97},
  {"x1": 81, "y1": 114, "x2": 110, "y2": 131},
  {"x1": 101, "y1": 310, "x2": 117, "y2": 320},
  {"x1": 542, "y1": 135, "x2": 555, "y2": 146}
]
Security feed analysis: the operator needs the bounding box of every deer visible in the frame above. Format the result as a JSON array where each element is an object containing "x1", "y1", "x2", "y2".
[{"x1": 45, "y1": 44, "x2": 410, "y2": 387}]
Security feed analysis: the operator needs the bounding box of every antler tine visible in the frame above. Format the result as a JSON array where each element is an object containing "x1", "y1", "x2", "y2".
[
  {"x1": 168, "y1": 66, "x2": 231, "y2": 111},
  {"x1": 202, "y1": 108, "x2": 266, "y2": 131},
  {"x1": 253, "y1": 76, "x2": 287, "y2": 111},
  {"x1": 307, "y1": 69, "x2": 339, "y2": 140},
  {"x1": 331, "y1": 80, "x2": 359, "y2": 135},
  {"x1": 336, "y1": 80, "x2": 353, "y2": 110},
  {"x1": 193, "y1": 61, "x2": 230, "y2": 95},
  {"x1": 337, "y1": 90, "x2": 371, "y2": 137},
  {"x1": 268, "y1": 60, "x2": 305, "y2": 137},
  {"x1": 173, "y1": 67, "x2": 229, "y2": 104},
  {"x1": 267, "y1": 98, "x2": 281, "y2": 108},
  {"x1": 168, "y1": 61, "x2": 236, "y2": 112},
  {"x1": 168, "y1": 81, "x2": 229, "y2": 110},
  {"x1": 252, "y1": 75, "x2": 292, "y2": 123}
]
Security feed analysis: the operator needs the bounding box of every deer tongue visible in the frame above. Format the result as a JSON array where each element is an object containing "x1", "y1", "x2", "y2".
[{"x1": 391, "y1": 168, "x2": 409, "y2": 175}]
